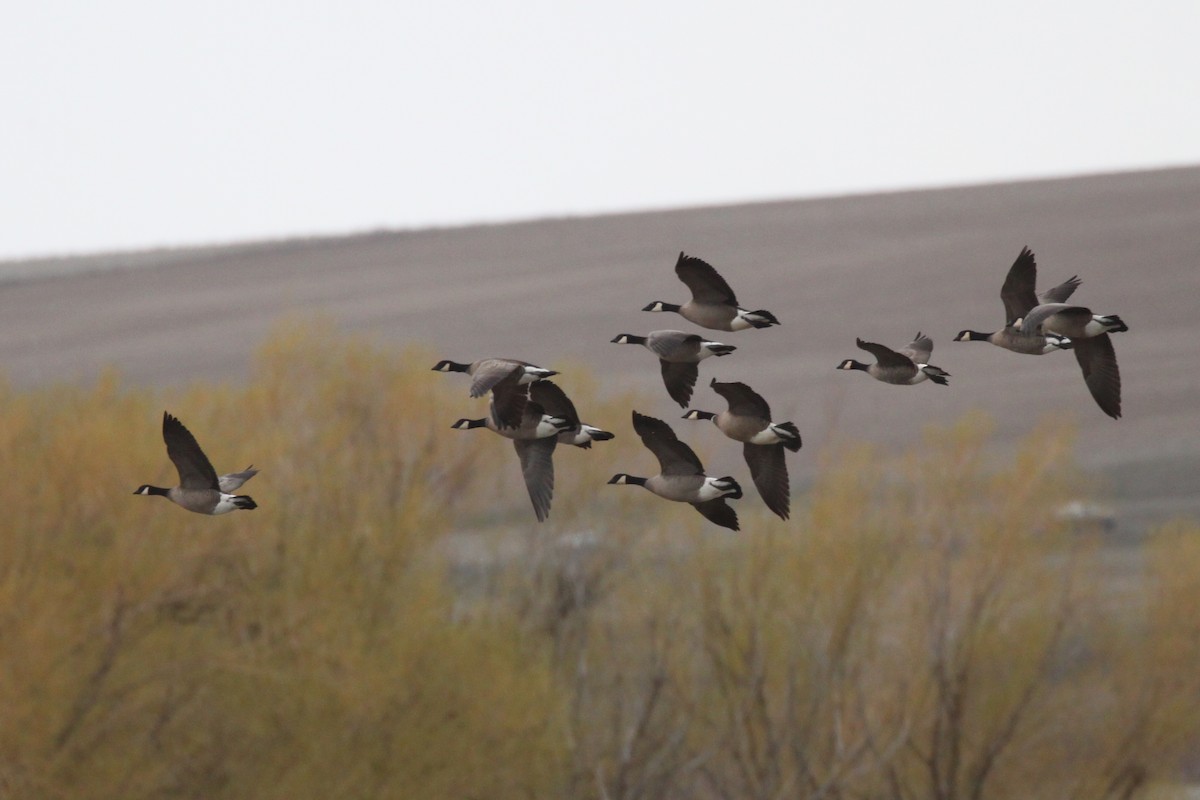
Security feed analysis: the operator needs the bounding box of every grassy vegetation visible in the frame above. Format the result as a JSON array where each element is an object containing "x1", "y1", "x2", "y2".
[{"x1": 0, "y1": 320, "x2": 1197, "y2": 798}]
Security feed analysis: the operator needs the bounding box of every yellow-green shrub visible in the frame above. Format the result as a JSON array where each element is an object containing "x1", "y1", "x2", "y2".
[{"x1": 0, "y1": 320, "x2": 1196, "y2": 800}]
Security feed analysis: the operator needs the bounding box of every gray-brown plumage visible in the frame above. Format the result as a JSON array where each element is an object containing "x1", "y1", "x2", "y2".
[
  {"x1": 838, "y1": 333, "x2": 950, "y2": 386},
  {"x1": 607, "y1": 410, "x2": 742, "y2": 531},
  {"x1": 451, "y1": 398, "x2": 572, "y2": 522},
  {"x1": 611, "y1": 330, "x2": 736, "y2": 407},
  {"x1": 431, "y1": 357, "x2": 558, "y2": 429},
  {"x1": 133, "y1": 412, "x2": 258, "y2": 515},
  {"x1": 1017, "y1": 304, "x2": 1128, "y2": 339},
  {"x1": 955, "y1": 247, "x2": 1080, "y2": 354},
  {"x1": 642, "y1": 252, "x2": 780, "y2": 331},
  {"x1": 684, "y1": 379, "x2": 800, "y2": 520}
]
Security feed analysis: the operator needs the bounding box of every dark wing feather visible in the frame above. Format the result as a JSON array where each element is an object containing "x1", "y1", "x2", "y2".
[
  {"x1": 660, "y1": 360, "x2": 699, "y2": 408},
  {"x1": 489, "y1": 371, "x2": 529, "y2": 430},
  {"x1": 692, "y1": 499, "x2": 740, "y2": 531},
  {"x1": 1000, "y1": 246, "x2": 1039, "y2": 324},
  {"x1": 856, "y1": 339, "x2": 915, "y2": 369},
  {"x1": 710, "y1": 379, "x2": 771, "y2": 419},
  {"x1": 632, "y1": 410, "x2": 704, "y2": 476},
  {"x1": 744, "y1": 443, "x2": 789, "y2": 520},
  {"x1": 530, "y1": 380, "x2": 580, "y2": 428},
  {"x1": 513, "y1": 437, "x2": 556, "y2": 522},
  {"x1": 1039, "y1": 275, "x2": 1082, "y2": 305},
  {"x1": 1073, "y1": 334, "x2": 1122, "y2": 420},
  {"x1": 675, "y1": 252, "x2": 738, "y2": 305},
  {"x1": 162, "y1": 412, "x2": 220, "y2": 491}
]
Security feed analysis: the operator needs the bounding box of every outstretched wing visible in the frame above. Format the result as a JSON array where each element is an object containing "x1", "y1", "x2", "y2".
[
  {"x1": 1073, "y1": 334, "x2": 1122, "y2": 420},
  {"x1": 162, "y1": 412, "x2": 220, "y2": 491},
  {"x1": 744, "y1": 443, "x2": 789, "y2": 520},
  {"x1": 467, "y1": 359, "x2": 523, "y2": 398},
  {"x1": 898, "y1": 332, "x2": 934, "y2": 364},
  {"x1": 513, "y1": 437, "x2": 556, "y2": 522},
  {"x1": 710, "y1": 379, "x2": 771, "y2": 419},
  {"x1": 660, "y1": 360, "x2": 699, "y2": 408},
  {"x1": 675, "y1": 252, "x2": 738, "y2": 305},
  {"x1": 489, "y1": 371, "x2": 530, "y2": 430},
  {"x1": 218, "y1": 465, "x2": 258, "y2": 493},
  {"x1": 692, "y1": 499, "x2": 740, "y2": 531},
  {"x1": 530, "y1": 380, "x2": 581, "y2": 429},
  {"x1": 1039, "y1": 275, "x2": 1082, "y2": 305},
  {"x1": 632, "y1": 410, "x2": 704, "y2": 476},
  {"x1": 1000, "y1": 246, "x2": 1039, "y2": 325},
  {"x1": 856, "y1": 338, "x2": 915, "y2": 369}
]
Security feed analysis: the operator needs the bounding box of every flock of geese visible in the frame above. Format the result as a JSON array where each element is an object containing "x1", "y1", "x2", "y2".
[{"x1": 134, "y1": 249, "x2": 1127, "y2": 531}]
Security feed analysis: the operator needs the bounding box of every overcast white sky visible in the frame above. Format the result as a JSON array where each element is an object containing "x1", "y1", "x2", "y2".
[{"x1": 2, "y1": 1, "x2": 1197, "y2": 260}]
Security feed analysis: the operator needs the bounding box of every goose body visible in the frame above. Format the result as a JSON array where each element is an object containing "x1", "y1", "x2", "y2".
[
  {"x1": 838, "y1": 333, "x2": 950, "y2": 386},
  {"x1": 452, "y1": 397, "x2": 572, "y2": 522},
  {"x1": 432, "y1": 357, "x2": 558, "y2": 429},
  {"x1": 608, "y1": 410, "x2": 742, "y2": 531},
  {"x1": 955, "y1": 246, "x2": 1082, "y2": 356},
  {"x1": 955, "y1": 328, "x2": 1072, "y2": 354},
  {"x1": 1016, "y1": 303, "x2": 1127, "y2": 419},
  {"x1": 611, "y1": 330, "x2": 736, "y2": 407},
  {"x1": 684, "y1": 379, "x2": 799, "y2": 520},
  {"x1": 1016, "y1": 304, "x2": 1128, "y2": 340},
  {"x1": 134, "y1": 412, "x2": 258, "y2": 515},
  {"x1": 643, "y1": 252, "x2": 779, "y2": 331}
]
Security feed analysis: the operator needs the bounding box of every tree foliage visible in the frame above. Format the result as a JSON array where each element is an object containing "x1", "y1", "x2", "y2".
[{"x1": 0, "y1": 320, "x2": 1196, "y2": 798}]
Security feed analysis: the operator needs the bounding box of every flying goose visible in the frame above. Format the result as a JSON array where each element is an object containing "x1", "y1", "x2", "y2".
[
  {"x1": 451, "y1": 398, "x2": 573, "y2": 522},
  {"x1": 838, "y1": 333, "x2": 950, "y2": 386},
  {"x1": 1016, "y1": 303, "x2": 1127, "y2": 419},
  {"x1": 432, "y1": 357, "x2": 558, "y2": 429},
  {"x1": 608, "y1": 410, "x2": 743, "y2": 531},
  {"x1": 683, "y1": 379, "x2": 800, "y2": 520},
  {"x1": 642, "y1": 251, "x2": 779, "y2": 331},
  {"x1": 611, "y1": 330, "x2": 736, "y2": 407},
  {"x1": 134, "y1": 412, "x2": 258, "y2": 515},
  {"x1": 955, "y1": 246, "x2": 1081, "y2": 354},
  {"x1": 529, "y1": 380, "x2": 615, "y2": 449}
]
